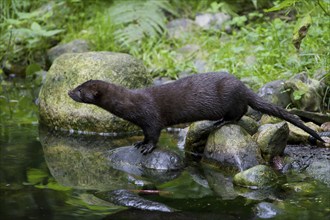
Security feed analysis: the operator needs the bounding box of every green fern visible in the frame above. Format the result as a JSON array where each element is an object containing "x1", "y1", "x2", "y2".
[{"x1": 108, "y1": 0, "x2": 177, "y2": 44}]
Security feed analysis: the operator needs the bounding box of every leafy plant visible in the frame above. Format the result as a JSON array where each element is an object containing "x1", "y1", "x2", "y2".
[
  {"x1": 108, "y1": 0, "x2": 177, "y2": 45},
  {"x1": 0, "y1": 2, "x2": 64, "y2": 69}
]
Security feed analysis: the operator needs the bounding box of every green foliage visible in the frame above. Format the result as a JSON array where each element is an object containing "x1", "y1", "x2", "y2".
[
  {"x1": 1, "y1": 0, "x2": 329, "y2": 125},
  {"x1": 265, "y1": 0, "x2": 330, "y2": 15},
  {"x1": 108, "y1": 0, "x2": 177, "y2": 45}
]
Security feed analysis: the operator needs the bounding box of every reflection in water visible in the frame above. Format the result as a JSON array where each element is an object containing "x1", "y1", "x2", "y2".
[
  {"x1": 39, "y1": 126, "x2": 137, "y2": 191},
  {"x1": 2, "y1": 124, "x2": 329, "y2": 219},
  {"x1": 39, "y1": 126, "x2": 184, "y2": 190}
]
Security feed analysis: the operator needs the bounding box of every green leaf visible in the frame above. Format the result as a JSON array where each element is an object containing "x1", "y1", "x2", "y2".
[
  {"x1": 31, "y1": 22, "x2": 42, "y2": 32},
  {"x1": 264, "y1": 0, "x2": 298, "y2": 12},
  {"x1": 17, "y1": 11, "x2": 41, "y2": 20},
  {"x1": 40, "y1": 29, "x2": 64, "y2": 37},
  {"x1": 293, "y1": 90, "x2": 305, "y2": 100},
  {"x1": 108, "y1": 0, "x2": 175, "y2": 43},
  {"x1": 26, "y1": 63, "x2": 42, "y2": 76}
]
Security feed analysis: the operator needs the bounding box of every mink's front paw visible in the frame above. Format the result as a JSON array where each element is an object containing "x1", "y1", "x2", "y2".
[
  {"x1": 134, "y1": 141, "x2": 145, "y2": 149},
  {"x1": 141, "y1": 143, "x2": 156, "y2": 155},
  {"x1": 134, "y1": 142, "x2": 155, "y2": 155}
]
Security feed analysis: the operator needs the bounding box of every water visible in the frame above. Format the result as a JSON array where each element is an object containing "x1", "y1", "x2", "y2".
[{"x1": 1, "y1": 122, "x2": 330, "y2": 220}]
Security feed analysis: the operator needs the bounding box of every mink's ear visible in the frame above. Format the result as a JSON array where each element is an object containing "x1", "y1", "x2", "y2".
[{"x1": 92, "y1": 90, "x2": 100, "y2": 98}]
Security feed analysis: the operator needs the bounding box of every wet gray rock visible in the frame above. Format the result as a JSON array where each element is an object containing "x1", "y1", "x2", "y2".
[
  {"x1": 106, "y1": 146, "x2": 184, "y2": 182},
  {"x1": 95, "y1": 189, "x2": 175, "y2": 212},
  {"x1": 258, "y1": 80, "x2": 291, "y2": 108},
  {"x1": 284, "y1": 72, "x2": 323, "y2": 112},
  {"x1": 184, "y1": 120, "x2": 215, "y2": 157},
  {"x1": 237, "y1": 116, "x2": 259, "y2": 135},
  {"x1": 287, "y1": 122, "x2": 321, "y2": 143},
  {"x1": 255, "y1": 122, "x2": 289, "y2": 162},
  {"x1": 259, "y1": 115, "x2": 282, "y2": 125},
  {"x1": 195, "y1": 13, "x2": 231, "y2": 30},
  {"x1": 233, "y1": 165, "x2": 278, "y2": 189},
  {"x1": 39, "y1": 52, "x2": 151, "y2": 133},
  {"x1": 47, "y1": 39, "x2": 90, "y2": 66},
  {"x1": 166, "y1": 19, "x2": 197, "y2": 39},
  {"x1": 203, "y1": 124, "x2": 263, "y2": 172},
  {"x1": 284, "y1": 145, "x2": 330, "y2": 171},
  {"x1": 306, "y1": 159, "x2": 330, "y2": 187}
]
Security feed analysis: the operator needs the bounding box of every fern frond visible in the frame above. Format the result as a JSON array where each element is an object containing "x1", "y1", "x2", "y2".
[{"x1": 108, "y1": 0, "x2": 176, "y2": 44}]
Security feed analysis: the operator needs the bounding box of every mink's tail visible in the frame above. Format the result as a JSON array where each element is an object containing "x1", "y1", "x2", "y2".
[{"x1": 245, "y1": 89, "x2": 324, "y2": 142}]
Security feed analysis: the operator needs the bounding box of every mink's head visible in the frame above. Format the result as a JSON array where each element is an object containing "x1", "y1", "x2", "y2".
[{"x1": 68, "y1": 80, "x2": 103, "y2": 104}]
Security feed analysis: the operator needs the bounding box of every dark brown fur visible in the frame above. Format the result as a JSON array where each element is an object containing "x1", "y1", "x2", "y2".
[{"x1": 68, "y1": 72, "x2": 324, "y2": 154}]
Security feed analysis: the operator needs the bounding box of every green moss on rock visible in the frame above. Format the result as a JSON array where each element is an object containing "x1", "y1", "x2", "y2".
[{"x1": 39, "y1": 52, "x2": 151, "y2": 133}]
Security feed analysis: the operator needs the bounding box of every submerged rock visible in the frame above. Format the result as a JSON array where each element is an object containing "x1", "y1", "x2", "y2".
[
  {"x1": 203, "y1": 166, "x2": 238, "y2": 200},
  {"x1": 236, "y1": 187, "x2": 282, "y2": 201},
  {"x1": 255, "y1": 202, "x2": 282, "y2": 219},
  {"x1": 282, "y1": 182, "x2": 317, "y2": 195},
  {"x1": 255, "y1": 122, "x2": 289, "y2": 162},
  {"x1": 203, "y1": 124, "x2": 263, "y2": 172},
  {"x1": 106, "y1": 146, "x2": 184, "y2": 182},
  {"x1": 233, "y1": 165, "x2": 278, "y2": 189},
  {"x1": 305, "y1": 159, "x2": 330, "y2": 187},
  {"x1": 95, "y1": 189, "x2": 175, "y2": 212},
  {"x1": 39, "y1": 52, "x2": 151, "y2": 133}
]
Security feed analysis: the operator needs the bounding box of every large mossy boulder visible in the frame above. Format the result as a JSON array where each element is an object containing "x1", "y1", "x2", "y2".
[{"x1": 39, "y1": 52, "x2": 151, "y2": 133}]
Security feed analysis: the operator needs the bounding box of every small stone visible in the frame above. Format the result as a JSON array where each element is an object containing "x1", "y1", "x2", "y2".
[
  {"x1": 255, "y1": 122, "x2": 289, "y2": 162},
  {"x1": 233, "y1": 165, "x2": 278, "y2": 189}
]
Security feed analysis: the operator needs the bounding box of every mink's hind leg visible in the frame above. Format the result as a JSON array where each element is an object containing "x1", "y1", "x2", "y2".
[{"x1": 134, "y1": 127, "x2": 161, "y2": 155}]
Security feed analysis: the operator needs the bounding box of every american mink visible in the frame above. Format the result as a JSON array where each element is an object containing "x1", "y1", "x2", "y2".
[{"x1": 68, "y1": 72, "x2": 324, "y2": 154}]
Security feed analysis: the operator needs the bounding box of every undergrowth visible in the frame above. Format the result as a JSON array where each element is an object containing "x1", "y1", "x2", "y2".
[{"x1": 61, "y1": 1, "x2": 329, "y2": 85}]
